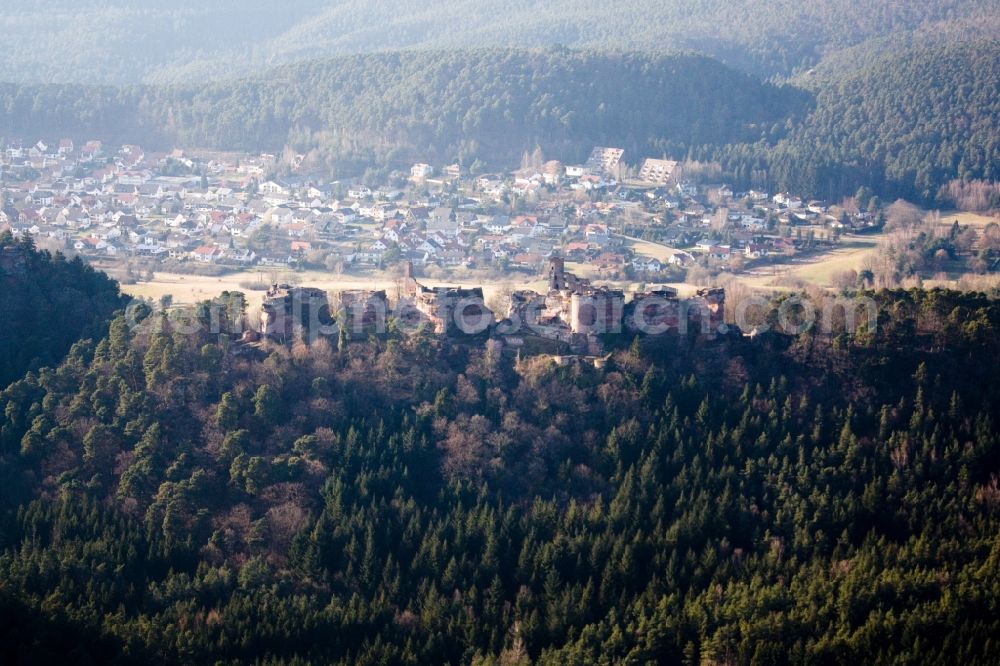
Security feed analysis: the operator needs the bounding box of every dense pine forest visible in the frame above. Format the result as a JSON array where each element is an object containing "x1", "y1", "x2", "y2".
[
  {"x1": 0, "y1": 231, "x2": 125, "y2": 389},
  {"x1": 2, "y1": 284, "x2": 1000, "y2": 664},
  {"x1": 718, "y1": 41, "x2": 1000, "y2": 203}
]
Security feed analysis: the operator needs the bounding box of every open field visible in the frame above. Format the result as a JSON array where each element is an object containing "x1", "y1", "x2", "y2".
[
  {"x1": 620, "y1": 236, "x2": 687, "y2": 262},
  {"x1": 119, "y1": 270, "x2": 399, "y2": 305},
  {"x1": 783, "y1": 237, "x2": 879, "y2": 285},
  {"x1": 933, "y1": 211, "x2": 999, "y2": 228},
  {"x1": 737, "y1": 234, "x2": 880, "y2": 290}
]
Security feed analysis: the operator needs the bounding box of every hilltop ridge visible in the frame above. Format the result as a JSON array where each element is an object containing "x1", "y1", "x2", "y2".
[{"x1": 0, "y1": 0, "x2": 995, "y2": 83}]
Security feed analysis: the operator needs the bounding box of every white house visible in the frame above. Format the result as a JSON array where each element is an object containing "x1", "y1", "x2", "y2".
[
  {"x1": 773, "y1": 193, "x2": 803, "y2": 209},
  {"x1": 410, "y1": 163, "x2": 434, "y2": 180}
]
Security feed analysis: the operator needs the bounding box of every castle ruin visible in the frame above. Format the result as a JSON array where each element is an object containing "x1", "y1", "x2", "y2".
[
  {"x1": 255, "y1": 259, "x2": 724, "y2": 347},
  {"x1": 260, "y1": 284, "x2": 333, "y2": 341},
  {"x1": 401, "y1": 262, "x2": 494, "y2": 335},
  {"x1": 507, "y1": 258, "x2": 625, "y2": 342},
  {"x1": 506, "y1": 258, "x2": 724, "y2": 345},
  {"x1": 336, "y1": 289, "x2": 390, "y2": 338},
  {"x1": 624, "y1": 286, "x2": 724, "y2": 335}
]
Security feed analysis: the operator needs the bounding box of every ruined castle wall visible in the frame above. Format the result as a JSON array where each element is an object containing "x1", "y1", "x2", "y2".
[
  {"x1": 338, "y1": 290, "x2": 389, "y2": 336},
  {"x1": 260, "y1": 286, "x2": 333, "y2": 340},
  {"x1": 625, "y1": 288, "x2": 726, "y2": 336},
  {"x1": 570, "y1": 291, "x2": 624, "y2": 334}
]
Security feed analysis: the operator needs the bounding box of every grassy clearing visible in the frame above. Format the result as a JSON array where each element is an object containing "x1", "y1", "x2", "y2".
[
  {"x1": 120, "y1": 271, "x2": 397, "y2": 305},
  {"x1": 933, "y1": 211, "x2": 998, "y2": 228},
  {"x1": 786, "y1": 238, "x2": 878, "y2": 286},
  {"x1": 622, "y1": 237, "x2": 685, "y2": 262},
  {"x1": 734, "y1": 234, "x2": 880, "y2": 290}
]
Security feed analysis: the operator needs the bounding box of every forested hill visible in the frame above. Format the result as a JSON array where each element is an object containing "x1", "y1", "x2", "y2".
[
  {"x1": 1, "y1": 290, "x2": 1000, "y2": 663},
  {"x1": 0, "y1": 0, "x2": 996, "y2": 83},
  {"x1": 699, "y1": 39, "x2": 1000, "y2": 203},
  {"x1": 0, "y1": 231, "x2": 126, "y2": 388},
  {"x1": 791, "y1": 18, "x2": 1000, "y2": 86},
  {"x1": 0, "y1": 49, "x2": 808, "y2": 170},
  {"x1": 772, "y1": 40, "x2": 1000, "y2": 201}
]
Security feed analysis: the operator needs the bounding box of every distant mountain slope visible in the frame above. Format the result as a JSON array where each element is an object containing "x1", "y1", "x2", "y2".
[
  {"x1": 790, "y1": 15, "x2": 1000, "y2": 88},
  {"x1": 0, "y1": 0, "x2": 995, "y2": 83},
  {"x1": 0, "y1": 49, "x2": 809, "y2": 170},
  {"x1": 743, "y1": 40, "x2": 1000, "y2": 201}
]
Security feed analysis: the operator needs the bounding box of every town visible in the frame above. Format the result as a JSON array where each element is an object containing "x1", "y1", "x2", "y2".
[{"x1": 0, "y1": 140, "x2": 882, "y2": 287}]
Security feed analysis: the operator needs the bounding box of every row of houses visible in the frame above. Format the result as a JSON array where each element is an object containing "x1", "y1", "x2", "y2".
[{"x1": 1, "y1": 139, "x2": 872, "y2": 275}]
